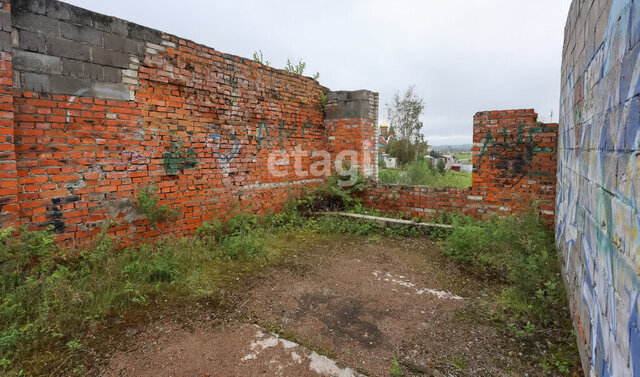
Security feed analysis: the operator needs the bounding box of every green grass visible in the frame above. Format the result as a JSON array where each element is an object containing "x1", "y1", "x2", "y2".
[
  {"x1": 0, "y1": 207, "x2": 335, "y2": 376},
  {"x1": 442, "y1": 209, "x2": 578, "y2": 374},
  {"x1": 455, "y1": 153, "x2": 472, "y2": 160},
  {"x1": 379, "y1": 164, "x2": 472, "y2": 188},
  {"x1": 0, "y1": 181, "x2": 576, "y2": 376},
  {"x1": 0, "y1": 187, "x2": 418, "y2": 377},
  {"x1": 389, "y1": 358, "x2": 404, "y2": 377}
]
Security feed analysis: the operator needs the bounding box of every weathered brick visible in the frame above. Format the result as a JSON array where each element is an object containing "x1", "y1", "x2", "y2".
[
  {"x1": 0, "y1": 9, "x2": 11, "y2": 32},
  {"x1": 49, "y1": 75, "x2": 92, "y2": 95},
  {"x1": 92, "y1": 81, "x2": 129, "y2": 101},
  {"x1": 61, "y1": 58, "x2": 83, "y2": 77},
  {"x1": 127, "y1": 23, "x2": 162, "y2": 44},
  {"x1": 20, "y1": 72, "x2": 50, "y2": 92},
  {"x1": 0, "y1": 30, "x2": 9, "y2": 52}
]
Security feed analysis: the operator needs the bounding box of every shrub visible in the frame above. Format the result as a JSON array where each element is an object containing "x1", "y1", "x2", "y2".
[
  {"x1": 194, "y1": 220, "x2": 224, "y2": 245},
  {"x1": 378, "y1": 168, "x2": 404, "y2": 184},
  {"x1": 315, "y1": 216, "x2": 380, "y2": 235},
  {"x1": 436, "y1": 159, "x2": 446, "y2": 174},
  {"x1": 444, "y1": 210, "x2": 565, "y2": 325},
  {"x1": 121, "y1": 251, "x2": 179, "y2": 284},
  {"x1": 136, "y1": 184, "x2": 180, "y2": 227},
  {"x1": 298, "y1": 168, "x2": 369, "y2": 213}
]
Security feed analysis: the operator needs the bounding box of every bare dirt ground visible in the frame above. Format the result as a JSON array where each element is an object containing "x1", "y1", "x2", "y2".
[{"x1": 89, "y1": 236, "x2": 558, "y2": 377}]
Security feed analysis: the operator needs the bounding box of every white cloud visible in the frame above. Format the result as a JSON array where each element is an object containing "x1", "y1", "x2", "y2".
[{"x1": 65, "y1": 0, "x2": 572, "y2": 145}]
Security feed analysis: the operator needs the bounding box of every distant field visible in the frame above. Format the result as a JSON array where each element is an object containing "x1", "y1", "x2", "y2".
[
  {"x1": 379, "y1": 161, "x2": 472, "y2": 188},
  {"x1": 455, "y1": 153, "x2": 472, "y2": 160}
]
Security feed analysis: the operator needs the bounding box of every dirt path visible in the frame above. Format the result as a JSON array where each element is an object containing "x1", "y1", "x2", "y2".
[{"x1": 97, "y1": 237, "x2": 547, "y2": 376}]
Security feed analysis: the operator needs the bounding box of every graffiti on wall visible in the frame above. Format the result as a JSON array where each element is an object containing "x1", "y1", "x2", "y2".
[
  {"x1": 207, "y1": 124, "x2": 240, "y2": 163},
  {"x1": 256, "y1": 120, "x2": 312, "y2": 151},
  {"x1": 478, "y1": 124, "x2": 555, "y2": 163},
  {"x1": 478, "y1": 123, "x2": 556, "y2": 186},
  {"x1": 557, "y1": 0, "x2": 640, "y2": 375},
  {"x1": 116, "y1": 150, "x2": 149, "y2": 166},
  {"x1": 161, "y1": 120, "x2": 315, "y2": 175},
  {"x1": 163, "y1": 138, "x2": 199, "y2": 174}
]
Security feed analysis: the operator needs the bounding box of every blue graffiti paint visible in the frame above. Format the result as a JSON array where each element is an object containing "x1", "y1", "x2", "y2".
[
  {"x1": 559, "y1": 0, "x2": 640, "y2": 375},
  {"x1": 630, "y1": 295, "x2": 640, "y2": 376},
  {"x1": 208, "y1": 125, "x2": 241, "y2": 163},
  {"x1": 255, "y1": 120, "x2": 314, "y2": 151}
]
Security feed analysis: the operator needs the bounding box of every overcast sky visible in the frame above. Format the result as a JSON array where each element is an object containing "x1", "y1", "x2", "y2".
[{"x1": 66, "y1": 0, "x2": 572, "y2": 145}]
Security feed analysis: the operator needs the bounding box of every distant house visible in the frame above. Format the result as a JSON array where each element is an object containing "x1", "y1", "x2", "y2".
[
  {"x1": 380, "y1": 153, "x2": 397, "y2": 168},
  {"x1": 427, "y1": 152, "x2": 469, "y2": 172}
]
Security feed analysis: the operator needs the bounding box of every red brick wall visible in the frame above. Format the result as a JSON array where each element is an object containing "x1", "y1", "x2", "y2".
[
  {"x1": 323, "y1": 90, "x2": 379, "y2": 178},
  {"x1": 363, "y1": 109, "x2": 558, "y2": 227},
  {"x1": 324, "y1": 118, "x2": 377, "y2": 176},
  {"x1": 11, "y1": 26, "x2": 327, "y2": 248},
  {"x1": 1, "y1": 1, "x2": 558, "y2": 249},
  {"x1": 0, "y1": 0, "x2": 16, "y2": 227},
  {"x1": 472, "y1": 109, "x2": 557, "y2": 219}
]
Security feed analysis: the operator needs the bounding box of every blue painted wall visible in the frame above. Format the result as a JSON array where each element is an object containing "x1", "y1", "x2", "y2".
[{"x1": 558, "y1": 0, "x2": 640, "y2": 375}]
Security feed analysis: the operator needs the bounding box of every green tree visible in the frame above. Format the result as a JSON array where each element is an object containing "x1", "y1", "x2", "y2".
[
  {"x1": 388, "y1": 138, "x2": 429, "y2": 165},
  {"x1": 386, "y1": 86, "x2": 426, "y2": 163},
  {"x1": 436, "y1": 159, "x2": 446, "y2": 174}
]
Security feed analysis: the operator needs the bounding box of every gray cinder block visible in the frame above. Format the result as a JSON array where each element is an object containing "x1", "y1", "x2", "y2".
[
  {"x1": 13, "y1": 50, "x2": 62, "y2": 74},
  {"x1": 13, "y1": 11, "x2": 59, "y2": 36},
  {"x1": 60, "y1": 22, "x2": 102, "y2": 46},
  {"x1": 93, "y1": 81, "x2": 130, "y2": 100},
  {"x1": 21, "y1": 72, "x2": 51, "y2": 92},
  {"x1": 90, "y1": 47, "x2": 131, "y2": 68},
  {"x1": 46, "y1": 36, "x2": 90, "y2": 60}
]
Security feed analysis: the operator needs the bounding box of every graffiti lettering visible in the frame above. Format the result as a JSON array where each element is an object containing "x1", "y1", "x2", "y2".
[
  {"x1": 478, "y1": 124, "x2": 555, "y2": 163},
  {"x1": 256, "y1": 120, "x2": 270, "y2": 150},
  {"x1": 256, "y1": 120, "x2": 315, "y2": 151},
  {"x1": 278, "y1": 120, "x2": 291, "y2": 149}
]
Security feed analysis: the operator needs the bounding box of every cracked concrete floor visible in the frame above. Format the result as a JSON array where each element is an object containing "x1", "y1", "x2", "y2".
[{"x1": 98, "y1": 237, "x2": 543, "y2": 377}]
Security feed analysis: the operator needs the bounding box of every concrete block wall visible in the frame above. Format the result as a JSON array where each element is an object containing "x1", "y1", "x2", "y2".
[
  {"x1": 11, "y1": 0, "x2": 145, "y2": 100},
  {"x1": 363, "y1": 109, "x2": 558, "y2": 227},
  {"x1": 558, "y1": 0, "x2": 640, "y2": 375}
]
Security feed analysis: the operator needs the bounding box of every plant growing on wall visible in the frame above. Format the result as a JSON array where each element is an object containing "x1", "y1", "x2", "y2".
[
  {"x1": 136, "y1": 184, "x2": 180, "y2": 227},
  {"x1": 285, "y1": 58, "x2": 320, "y2": 80},
  {"x1": 252, "y1": 50, "x2": 270, "y2": 66},
  {"x1": 320, "y1": 91, "x2": 327, "y2": 111}
]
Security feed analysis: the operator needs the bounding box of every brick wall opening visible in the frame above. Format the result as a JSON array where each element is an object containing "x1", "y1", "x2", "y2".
[{"x1": 363, "y1": 109, "x2": 558, "y2": 227}]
